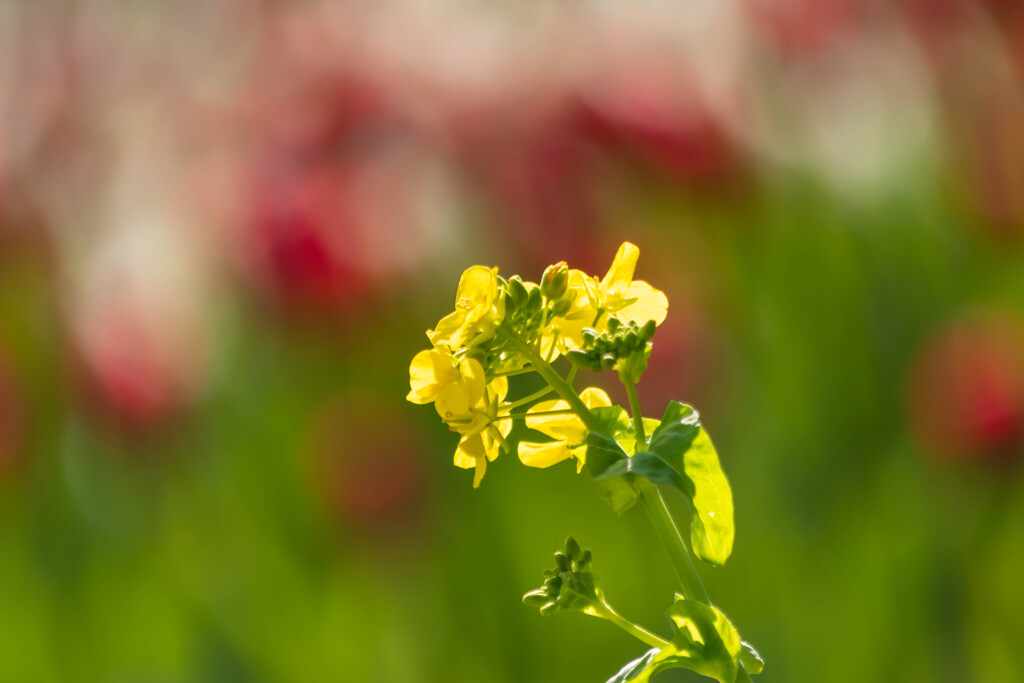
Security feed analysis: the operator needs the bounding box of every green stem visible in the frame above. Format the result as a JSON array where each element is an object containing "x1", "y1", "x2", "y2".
[
  {"x1": 495, "y1": 365, "x2": 537, "y2": 378},
  {"x1": 492, "y1": 409, "x2": 576, "y2": 423},
  {"x1": 598, "y1": 603, "x2": 669, "y2": 649},
  {"x1": 497, "y1": 326, "x2": 600, "y2": 432},
  {"x1": 638, "y1": 481, "x2": 710, "y2": 604},
  {"x1": 638, "y1": 482, "x2": 755, "y2": 682},
  {"x1": 505, "y1": 385, "x2": 556, "y2": 411},
  {"x1": 621, "y1": 373, "x2": 646, "y2": 452}
]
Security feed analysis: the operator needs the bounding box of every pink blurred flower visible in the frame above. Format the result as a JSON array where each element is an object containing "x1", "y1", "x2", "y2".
[
  {"x1": 68, "y1": 227, "x2": 213, "y2": 432},
  {"x1": 906, "y1": 312, "x2": 1024, "y2": 460},
  {"x1": 744, "y1": 0, "x2": 862, "y2": 56}
]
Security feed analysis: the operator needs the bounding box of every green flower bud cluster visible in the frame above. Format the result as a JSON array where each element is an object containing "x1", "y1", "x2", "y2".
[
  {"x1": 566, "y1": 317, "x2": 657, "y2": 372},
  {"x1": 523, "y1": 537, "x2": 602, "y2": 616},
  {"x1": 485, "y1": 270, "x2": 578, "y2": 375}
]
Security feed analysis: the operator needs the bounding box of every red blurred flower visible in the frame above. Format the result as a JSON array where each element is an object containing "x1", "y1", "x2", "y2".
[
  {"x1": 305, "y1": 394, "x2": 426, "y2": 532},
  {"x1": 456, "y1": 102, "x2": 606, "y2": 272},
  {"x1": 578, "y1": 60, "x2": 745, "y2": 189},
  {"x1": 239, "y1": 46, "x2": 447, "y2": 313},
  {"x1": 906, "y1": 312, "x2": 1024, "y2": 460}
]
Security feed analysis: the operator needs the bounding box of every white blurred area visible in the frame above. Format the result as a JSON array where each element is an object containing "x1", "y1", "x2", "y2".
[{"x1": 2, "y1": 0, "x2": 1024, "y2": 422}]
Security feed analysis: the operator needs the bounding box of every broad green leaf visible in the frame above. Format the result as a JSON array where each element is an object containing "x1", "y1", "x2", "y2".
[
  {"x1": 584, "y1": 431, "x2": 637, "y2": 514},
  {"x1": 604, "y1": 596, "x2": 761, "y2": 683},
  {"x1": 594, "y1": 451, "x2": 686, "y2": 492},
  {"x1": 647, "y1": 402, "x2": 734, "y2": 565}
]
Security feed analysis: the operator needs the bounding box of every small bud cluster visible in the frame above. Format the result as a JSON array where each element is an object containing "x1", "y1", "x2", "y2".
[
  {"x1": 566, "y1": 317, "x2": 657, "y2": 372},
  {"x1": 485, "y1": 271, "x2": 578, "y2": 375},
  {"x1": 523, "y1": 537, "x2": 602, "y2": 616}
]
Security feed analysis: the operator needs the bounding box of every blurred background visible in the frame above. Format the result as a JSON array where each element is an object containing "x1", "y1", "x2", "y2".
[{"x1": 2, "y1": 0, "x2": 1024, "y2": 681}]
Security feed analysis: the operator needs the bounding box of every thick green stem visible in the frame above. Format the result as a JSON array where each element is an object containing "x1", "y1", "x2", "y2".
[
  {"x1": 598, "y1": 603, "x2": 669, "y2": 649},
  {"x1": 638, "y1": 482, "x2": 754, "y2": 681},
  {"x1": 497, "y1": 327, "x2": 600, "y2": 432},
  {"x1": 638, "y1": 482, "x2": 710, "y2": 604}
]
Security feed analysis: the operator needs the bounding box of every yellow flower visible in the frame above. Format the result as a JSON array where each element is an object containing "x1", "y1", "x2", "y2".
[
  {"x1": 406, "y1": 349, "x2": 487, "y2": 420},
  {"x1": 547, "y1": 242, "x2": 668, "y2": 350},
  {"x1": 428, "y1": 266, "x2": 503, "y2": 352},
  {"x1": 518, "y1": 387, "x2": 611, "y2": 471},
  {"x1": 450, "y1": 377, "x2": 511, "y2": 488}
]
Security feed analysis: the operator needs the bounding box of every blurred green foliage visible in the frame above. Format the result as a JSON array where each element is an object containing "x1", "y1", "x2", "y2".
[{"x1": 2, "y1": 169, "x2": 1023, "y2": 683}]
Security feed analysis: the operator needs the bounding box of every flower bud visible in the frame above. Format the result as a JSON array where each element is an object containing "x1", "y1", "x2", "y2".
[
  {"x1": 523, "y1": 590, "x2": 550, "y2": 607},
  {"x1": 555, "y1": 551, "x2": 571, "y2": 572},
  {"x1": 507, "y1": 276, "x2": 529, "y2": 309},
  {"x1": 607, "y1": 317, "x2": 621, "y2": 334},
  {"x1": 564, "y1": 537, "x2": 583, "y2": 563},
  {"x1": 566, "y1": 349, "x2": 592, "y2": 368},
  {"x1": 639, "y1": 319, "x2": 657, "y2": 343},
  {"x1": 540, "y1": 261, "x2": 569, "y2": 300},
  {"x1": 581, "y1": 328, "x2": 598, "y2": 347},
  {"x1": 601, "y1": 353, "x2": 617, "y2": 370},
  {"x1": 550, "y1": 299, "x2": 572, "y2": 318},
  {"x1": 539, "y1": 602, "x2": 559, "y2": 616},
  {"x1": 526, "y1": 286, "x2": 543, "y2": 313}
]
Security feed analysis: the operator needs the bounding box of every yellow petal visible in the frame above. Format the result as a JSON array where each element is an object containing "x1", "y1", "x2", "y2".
[
  {"x1": 455, "y1": 431, "x2": 487, "y2": 463},
  {"x1": 428, "y1": 309, "x2": 467, "y2": 350},
  {"x1": 455, "y1": 266, "x2": 498, "y2": 316},
  {"x1": 525, "y1": 399, "x2": 586, "y2": 443},
  {"x1": 473, "y1": 458, "x2": 487, "y2": 488},
  {"x1": 435, "y1": 358, "x2": 486, "y2": 419},
  {"x1": 518, "y1": 440, "x2": 572, "y2": 468},
  {"x1": 580, "y1": 387, "x2": 612, "y2": 409},
  {"x1": 494, "y1": 413, "x2": 513, "y2": 439},
  {"x1": 488, "y1": 375, "x2": 509, "y2": 402},
  {"x1": 549, "y1": 313, "x2": 591, "y2": 351},
  {"x1": 600, "y1": 242, "x2": 640, "y2": 296},
  {"x1": 617, "y1": 281, "x2": 669, "y2": 326},
  {"x1": 453, "y1": 447, "x2": 477, "y2": 469},
  {"x1": 407, "y1": 349, "x2": 459, "y2": 403},
  {"x1": 566, "y1": 269, "x2": 594, "y2": 309}
]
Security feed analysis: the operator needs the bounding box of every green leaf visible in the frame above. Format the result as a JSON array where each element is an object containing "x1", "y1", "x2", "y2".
[
  {"x1": 604, "y1": 596, "x2": 761, "y2": 683},
  {"x1": 594, "y1": 451, "x2": 685, "y2": 492},
  {"x1": 584, "y1": 431, "x2": 637, "y2": 514},
  {"x1": 647, "y1": 401, "x2": 734, "y2": 565},
  {"x1": 589, "y1": 405, "x2": 633, "y2": 437},
  {"x1": 614, "y1": 417, "x2": 662, "y2": 454},
  {"x1": 739, "y1": 641, "x2": 765, "y2": 674},
  {"x1": 607, "y1": 649, "x2": 659, "y2": 683}
]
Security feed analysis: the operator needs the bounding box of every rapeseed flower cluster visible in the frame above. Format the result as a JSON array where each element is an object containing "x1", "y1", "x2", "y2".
[{"x1": 407, "y1": 242, "x2": 667, "y2": 487}]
